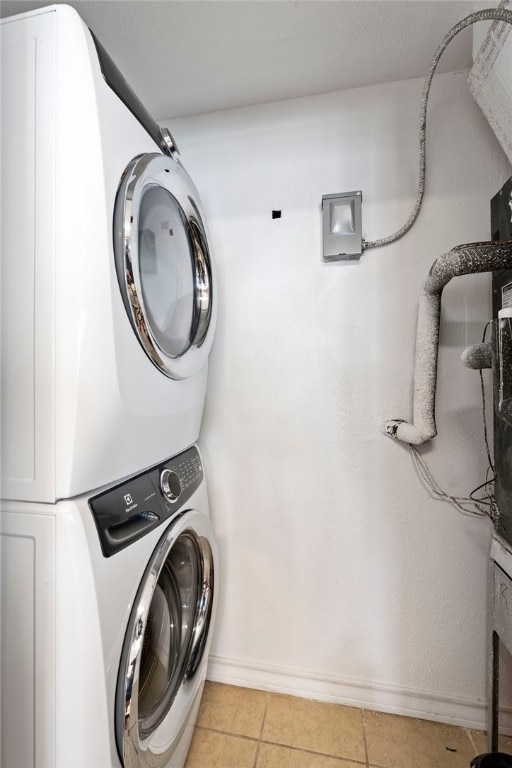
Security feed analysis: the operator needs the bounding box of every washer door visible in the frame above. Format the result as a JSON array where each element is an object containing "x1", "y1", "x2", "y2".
[
  {"x1": 116, "y1": 510, "x2": 218, "y2": 768},
  {"x1": 114, "y1": 153, "x2": 216, "y2": 380}
]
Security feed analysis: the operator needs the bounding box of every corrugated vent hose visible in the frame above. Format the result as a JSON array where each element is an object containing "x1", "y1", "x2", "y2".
[
  {"x1": 364, "y1": 5, "x2": 512, "y2": 251},
  {"x1": 383, "y1": 242, "x2": 512, "y2": 445},
  {"x1": 374, "y1": 5, "x2": 512, "y2": 447}
]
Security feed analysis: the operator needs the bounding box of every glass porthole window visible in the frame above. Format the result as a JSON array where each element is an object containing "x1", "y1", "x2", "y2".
[
  {"x1": 137, "y1": 533, "x2": 200, "y2": 737},
  {"x1": 117, "y1": 513, "x2": 216, "y2": 768},
  {"x1": 114, "y1": 153, "x2": 215, "y2": 380},
  {"x1": 138, "y1": 186, "x2": 195, "y2": 359}
]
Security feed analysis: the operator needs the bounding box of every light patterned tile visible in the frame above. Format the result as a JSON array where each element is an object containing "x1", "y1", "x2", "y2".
[
  {"x1": 261, "y1": 693, "x2": 366, "y2": 762},
  {"x1": 468, "y1": 728, "x2": 488, "y2": 755},
  {"x1": 364, "y1": 710, "x2": 476, "y2": 768},
  {"x1": 256, "y1": 742, "x2": 365, "y2": 768},
  {"x1": 469, "y1": 728, "x2": 512, "y2": 755},
  {"x1": 196, "y1": 681, "x2": 268, "y2": 738},
  {"x1": 499, "y1": 735, "x2": 512, "y2": 754},
  {"x1": 184, "y1": 728, "x2": 257, "y2": 768}
]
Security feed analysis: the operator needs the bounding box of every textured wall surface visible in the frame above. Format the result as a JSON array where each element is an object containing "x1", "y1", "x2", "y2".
[{"x1": 165, "y1": 70, "x2": 511, "y2": 727}]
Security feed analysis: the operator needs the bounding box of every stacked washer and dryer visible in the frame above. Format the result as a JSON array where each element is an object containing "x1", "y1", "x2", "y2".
[{"x1": 1, "y1": 5, "x2": 218, "y2": 768}]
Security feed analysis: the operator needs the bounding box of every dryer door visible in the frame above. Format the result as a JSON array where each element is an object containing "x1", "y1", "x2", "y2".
[
  {"x1": 116, "y1": 510, "x2": 218, "y2": 768},
  {"x1": 114, "y1": 153, "x2": 216, "y2": 380}
]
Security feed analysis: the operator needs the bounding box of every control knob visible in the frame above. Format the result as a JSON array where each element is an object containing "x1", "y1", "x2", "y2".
[{"x1": 160, "y1": 469, "x2": 182, "y2": 503}]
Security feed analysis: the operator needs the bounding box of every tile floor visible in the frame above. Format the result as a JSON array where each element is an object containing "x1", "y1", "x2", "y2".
[{"x1": 185, "y1": 682, "x2": 512, "y2": 768}]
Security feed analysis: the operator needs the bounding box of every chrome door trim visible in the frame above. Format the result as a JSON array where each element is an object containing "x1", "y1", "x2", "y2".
[
  {"x1": 186, "y1": 533, "x2": 214, "y2": 679},
  {"x1": 114, "y1": 153, "x2": 216, "y2": 380},
  {"x1": 116, "y1": 510, "x2": 218, "y2": 768}
]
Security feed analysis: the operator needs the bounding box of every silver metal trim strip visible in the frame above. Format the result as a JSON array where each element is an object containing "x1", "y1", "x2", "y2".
[{"x1": 114, "y1": 153, "x2": 215, "y2": 380}]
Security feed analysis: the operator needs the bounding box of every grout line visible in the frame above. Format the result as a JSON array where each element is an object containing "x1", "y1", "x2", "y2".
[
  {"x1": 252, "y1": 740, "x2": 261, "y2": 768},
  {"x1": 196, "y1": 724, "x2": 368, "y2": 765},
  {"x1": 466, "y1": 727, "x2": 479, "y2": 756},
  {"x1": 253, "y1": 692, "x2": 270, "y2": 768},
  {"x1": 257, "y1": 737, "x2": 367, "y2": 764},
  {"x1": 362, "y1": 709, "x2": 370, "y2": 768},
  {"x1": 259, "y1": 691, "x2": 270, "y2": 739},
  {"x1": 256, "y1": 740, "x2": 368, "y2": 766},
  {"x1": 195, "y1": 725, "x2": 260, "y2": 743}
]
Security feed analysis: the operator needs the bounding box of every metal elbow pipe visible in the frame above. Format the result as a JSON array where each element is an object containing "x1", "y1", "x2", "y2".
[{"x1": 382, "y1": 241, "x2": 512, "y2": 445}]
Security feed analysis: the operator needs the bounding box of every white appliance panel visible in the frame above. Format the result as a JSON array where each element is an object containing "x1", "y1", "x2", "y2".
[
  {"x1": 1, "y1": 448, "x2": 217, "y2": 768},
  {"x1": 1, "y1": 5, "x2": 216, "y2": 502},
  {"x1": 1, "y1": 509, "x2": 56, "y2": 768},
  {"x1": 1, "y1": 10, "x2": 56, "y2": 501}
]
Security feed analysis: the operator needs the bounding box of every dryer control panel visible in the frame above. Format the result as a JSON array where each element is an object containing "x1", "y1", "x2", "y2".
[{"x1": 89, "y1": 446, "x2": 203, "y2": 557}]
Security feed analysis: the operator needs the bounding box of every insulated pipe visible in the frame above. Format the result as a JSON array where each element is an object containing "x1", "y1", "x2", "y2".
[
  {"x1": 382, "y1": 241, "x2": 512, "y2": 445},
  {"x1": 461, "y1": 342, "x2": 492, "y2": 370},
  {"x1": 364, "y1": 6, "x2": 512, "y2": 251}
]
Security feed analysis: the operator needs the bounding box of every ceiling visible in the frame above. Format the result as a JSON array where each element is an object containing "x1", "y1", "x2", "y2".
[{"x1": 0, "y1": 0, "x2": 490, "y2": 121}]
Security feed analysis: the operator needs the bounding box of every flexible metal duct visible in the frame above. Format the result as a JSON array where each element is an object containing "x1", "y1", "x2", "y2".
[
  {"x1": 382, "y1": 241, "x2": 512, "y2": 445},
  {"x1": 363, "y1": 5, "x2": 512, "y2": 251}
]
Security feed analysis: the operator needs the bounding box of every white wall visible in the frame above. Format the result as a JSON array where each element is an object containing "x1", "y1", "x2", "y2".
[{"x1": 166, "y1": 70, "x2": 511, "y2": 728}]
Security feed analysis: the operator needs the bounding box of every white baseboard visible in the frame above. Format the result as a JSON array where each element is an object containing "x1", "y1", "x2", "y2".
[{"x1": 207, "y1": 654, "x2": 512, "y2": 734}]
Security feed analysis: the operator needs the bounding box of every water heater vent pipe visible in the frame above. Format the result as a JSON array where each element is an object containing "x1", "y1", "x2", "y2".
[{"x1": 382, "y1": 241, "x2": 512, "y2": 445}]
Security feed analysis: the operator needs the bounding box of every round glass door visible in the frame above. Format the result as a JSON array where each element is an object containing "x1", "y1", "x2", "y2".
[
  {"x1": 116, "y1": 513, "x2": 216, "y2": 768},
  {"x1": 114, "y1": 153, "x2": 216, "y2": 380},
  {"x1": 138, "y1": 532, "x2": 199, "y2": 737},
  {"x1": 138, "y1": 186, "x2": 195, "y2": 360}
]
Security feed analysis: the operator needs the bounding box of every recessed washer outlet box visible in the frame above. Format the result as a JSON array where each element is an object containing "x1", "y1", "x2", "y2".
[{"x1": 322, "y1": 191, "x2": 362, "y2": 261}]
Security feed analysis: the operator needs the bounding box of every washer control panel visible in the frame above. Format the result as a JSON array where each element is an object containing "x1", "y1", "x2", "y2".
[{"x1": 89, "y1": 446, "x2": 203, "y2": 557}]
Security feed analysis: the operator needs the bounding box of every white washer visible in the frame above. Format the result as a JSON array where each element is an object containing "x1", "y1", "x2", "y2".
[
  {"x1": 1, "y1": 5, "x2": 217, "y2": 503},
  {"x1": 1, "y1": 445, "x2": 218, "y2": 768}
]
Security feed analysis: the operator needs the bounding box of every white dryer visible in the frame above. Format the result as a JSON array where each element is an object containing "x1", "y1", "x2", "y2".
[
  {"x1": 1, "y1": 5, "x2": 217, "y2": 503},
  {"x1": 1, "y1": 445, "x2": 218, "y2": 768}
]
